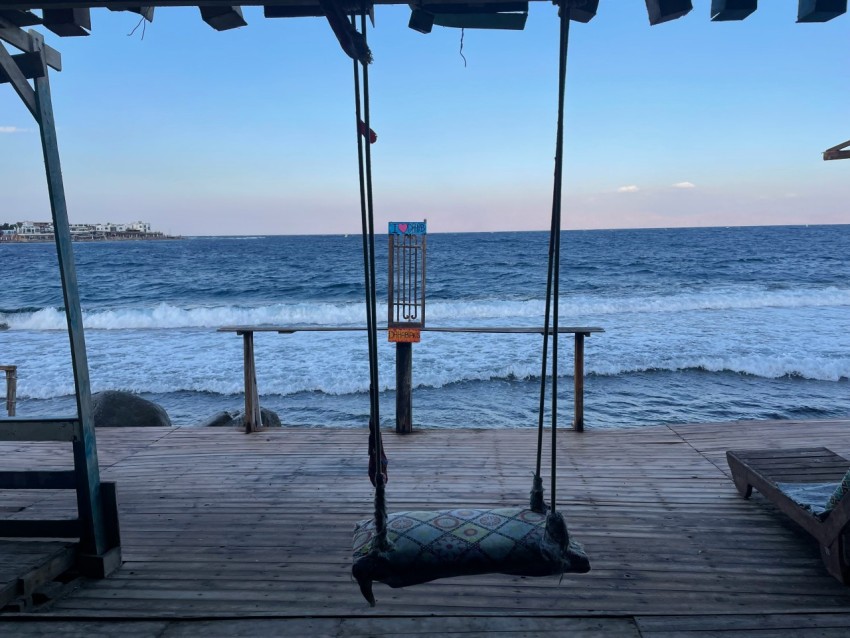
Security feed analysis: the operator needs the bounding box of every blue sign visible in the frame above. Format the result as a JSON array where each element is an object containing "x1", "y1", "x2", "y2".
[{"x1": 389, "y1": 221, "x2": 427, "y2": 235}]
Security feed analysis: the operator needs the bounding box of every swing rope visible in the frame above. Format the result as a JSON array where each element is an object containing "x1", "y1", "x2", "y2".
[
  {"x1": 531, "y1": 2, "x2": 572, "y2": 515},
  {"x1": 350, "y1": 4, "x2": 590, "y2": 605},
  {"x1": 352, "y1": 8, "x2": 389, "y2": 551}
]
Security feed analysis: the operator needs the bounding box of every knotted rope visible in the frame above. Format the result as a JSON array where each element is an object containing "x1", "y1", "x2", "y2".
[
  {"x1": 531, "y1": 1, "x2": 572, "y2": 517},
  {"x1": 352, "y1": 9, "x2": 389, "y2": 551}
]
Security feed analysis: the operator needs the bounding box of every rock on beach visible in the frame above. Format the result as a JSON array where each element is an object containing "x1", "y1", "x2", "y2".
[
  {"x1": 202, "y1": 407, "x2": 282, "y2": 428},
  {"x1": 91, "y1": 390, "x2": 172, "y2": 427}
]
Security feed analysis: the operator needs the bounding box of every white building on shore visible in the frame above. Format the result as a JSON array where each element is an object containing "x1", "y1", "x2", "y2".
[{"x1": 0, "y1": 220, "x2": 171, "y2": 243}]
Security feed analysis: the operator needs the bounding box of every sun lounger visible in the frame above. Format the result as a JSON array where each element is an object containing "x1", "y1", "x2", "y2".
[{"x1": 727, "y1": 447, "x2": 850, "y2": 584}]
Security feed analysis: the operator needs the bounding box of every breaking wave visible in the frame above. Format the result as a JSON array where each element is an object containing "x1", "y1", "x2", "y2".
[{"x1": 2, "y1": 286, "x2": 848, "y2": 331}]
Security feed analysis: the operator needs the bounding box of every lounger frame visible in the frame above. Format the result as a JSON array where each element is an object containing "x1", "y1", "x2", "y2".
[{"x1": 727, "y1": 447, "x2": 850, "y2": 584}]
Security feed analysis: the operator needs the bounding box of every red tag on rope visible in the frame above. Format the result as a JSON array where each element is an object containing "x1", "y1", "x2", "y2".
[{"x1": 358, "y1": 120, "x2": 378, "y2": 144}]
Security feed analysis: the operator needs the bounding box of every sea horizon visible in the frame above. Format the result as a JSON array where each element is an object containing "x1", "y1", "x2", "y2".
[{"x1": 2, "y1": 224, "x2": 848, "y2": 429}]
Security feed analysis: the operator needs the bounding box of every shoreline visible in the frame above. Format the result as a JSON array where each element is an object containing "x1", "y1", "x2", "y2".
[{"x1": 0, "y1": 234, "x2": 183, "y2": 243}]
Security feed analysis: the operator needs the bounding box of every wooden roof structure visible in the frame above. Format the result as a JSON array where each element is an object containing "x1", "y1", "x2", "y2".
[{"x1": 1, "y1": 1, "x2": 848, "y2": 36}]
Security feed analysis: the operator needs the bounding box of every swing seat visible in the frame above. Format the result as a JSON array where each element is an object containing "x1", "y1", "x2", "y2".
[{"x1": 352, "y1": 506, "x2": 590, "y2": 605}]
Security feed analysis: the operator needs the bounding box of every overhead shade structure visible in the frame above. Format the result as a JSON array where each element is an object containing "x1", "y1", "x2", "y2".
[
  {"x1": 407, "y1": 2, "x2": 529, "y2": 32},
  {"x1": 0, "y1": 9, "x2": 41, "y2": 26},
  {"x1": 645, "y1": 0, "x2": 693, "y2": 25},
  {"x1": 408, "y1": 6, "x2": 435, "y2": 32},
  {"x1": 199, "y1": 5, "x2": 247, "y2": 31},
  {"x1": 710, "y1": 0, "x2": 757, "y2": 21},
  {"x1": 568, "y1": 0, "x2": 599, "y2": 23},
  {"x1": 797, "y1": 0, "x2": 847, "y2": 22},
  {"x1": 824, "y1": 139, "x2": 850, "y2": 160},
  {"x1": 42, "y1": 8, "x2": 91, "y2": 36},
  {"x1": 109, "y1": 7, "x2": 156, "y2": 22},
  {"x1": 265, "y1": 4, "x2": 324, "y2": 18},
  {"x1": 0, "y1": 49, "x2": 47, "y2": 84}
]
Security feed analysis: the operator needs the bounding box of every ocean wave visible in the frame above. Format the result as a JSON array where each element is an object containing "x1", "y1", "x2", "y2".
[
  {"x1": 1, "y1": 303, "x2": 373, "y2": 331},
  {"x1": 2, "y1": 286, "x2": 849, "y2": 331},
  {"x1": 13, "y1": 351, "x2": 847, "y2": 401},
  {"x1": 587, "y1": 359, "x2": 849, "y2": 383}
]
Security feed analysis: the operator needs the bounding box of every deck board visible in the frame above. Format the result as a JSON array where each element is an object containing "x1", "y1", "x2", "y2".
[{"x1": 2, "y1": 419, "x2": 850, "y2": 634}]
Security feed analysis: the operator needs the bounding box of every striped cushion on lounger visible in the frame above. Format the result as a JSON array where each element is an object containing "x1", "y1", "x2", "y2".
[{"x1": 351, "y1": 507, "x2": 590, "y2": 606}]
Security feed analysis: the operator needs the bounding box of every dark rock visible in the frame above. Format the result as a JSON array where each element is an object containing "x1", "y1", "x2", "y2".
[
  {"x1": 200, "y1": 411, "x2": 237, "y2": 428},
  {"x1": 260, "y1": 407, "x2": 282, "y2": 428},
  {"x1": 91, "y1": 390, "x2": 171, "y2": 427},
  {"x1": 235, "y1": 407, "x2": 282, "y2": 429}
]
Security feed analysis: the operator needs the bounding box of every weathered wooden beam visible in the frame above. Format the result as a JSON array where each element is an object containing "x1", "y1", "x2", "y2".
[
  {"x1": 0, "y1": 419, "x2": 81, "y2": 442},
  {"x1": 0, "y1": 41, "x2": 38, "y2": 118},
  {"x1": 566, "y1": 0, "x2": 598, "y2": 23},
  {"x1": 824, "y1": 139, "x2": 850, "y2": 160},
  {"x1": 265, "y1": 4, "x2": 324, "y2": 18},
  {"x1": 0, "y1": 50, "x2": 46, "y2": 84},
  {"x1": 33, "y1": 47, "x2": 108, "y2": 557},
  {"x1": 573, "y1": 332, "x2": 585, "y2": 432},
  {"x1": 395, "y1": 342, "x2": 412, "y2": 434},
  {"x1": 0, "y1": 1, "x2": 528, "y2": 7},
  {"x1": 0, "y1": 18, "x2": 62, "y2": 71},
  {"x1": 109, "y1": 6, "x2": 155, "y2": 21},
  {"x1": 199, "y1": 5, "x2": 247, "y2": 30},
  {"x1": 42, "y1": 7, "x2": 91, "y2": 36},
  {"x1": 1, "y1": 365, "x2": 17, "y2": 417},
  {"x1": 0, "y1": 9, "x2": 41, "y2": 26},
  {"x1": 109, "y1": 7, "x2": 155, "y2": 22},
  {"x1": 645, "y1": 0, "x2": 693, "y2": 25},
  {"x1": 0, "y1": 519, "x2": 82, "y2": 538},
  {"x1": 797, "y1": 0, "x2": 847, "y2": 22},
  {"x1": 241, "y1": 331, "x2": 261, "y2": 433},
  {"x1": 710, "y1": 0, "x2": 757, "y2": 21},
  {"x1": 0, "y1": 470, "x2": 76, "y2": 490}
]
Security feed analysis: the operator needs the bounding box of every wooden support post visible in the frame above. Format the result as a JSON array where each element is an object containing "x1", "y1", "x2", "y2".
[
  {"x1": 396, "y1": 342, "x2": 413, "y2": 434},
  {"x1": 241, "y1": 331, "x2": 261, "y2": 433},
  {"x1": 573, "y1": 333, "x2": 585, "y2": 432},
  {"x1": 3, "y1": 366, "x2": 17, "y2": 417},
  {"x1": 33, "y1": 40, "x2": 107, "y2": 558}
]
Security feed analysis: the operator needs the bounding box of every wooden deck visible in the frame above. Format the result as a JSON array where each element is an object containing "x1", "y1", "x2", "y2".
[{"x1": 2, "y1": 419, "x2": 850, "y2": 636}]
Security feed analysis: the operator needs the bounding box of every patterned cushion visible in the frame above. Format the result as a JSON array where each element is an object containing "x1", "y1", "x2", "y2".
[
  {"x1": 777, "y1": 481, "x2": 839, "y2": 518},
  {"x1": 352, "y1": 507, "x2": 590, "y2": 605},
  {"x1": 826, "y1": 470, "x2": 850, "y2": 512}
]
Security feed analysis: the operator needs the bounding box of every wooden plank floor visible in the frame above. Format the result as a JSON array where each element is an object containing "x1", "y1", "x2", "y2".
[{"x1": 2, "y1": 419, "x2": 850, "y2": 636}]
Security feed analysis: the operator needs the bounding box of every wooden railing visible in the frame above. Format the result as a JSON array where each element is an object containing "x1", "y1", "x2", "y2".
[
  {"x1": 1, "y1": 365, "x2": 16, "y2": 417},
  {"x1": 218, "y1": 326, "x2": 603, "y2": 434}
]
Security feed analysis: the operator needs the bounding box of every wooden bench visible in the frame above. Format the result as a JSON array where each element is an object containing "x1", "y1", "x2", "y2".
[{"x1": 727, "y1": 447, "x2": 850, "y2": 584}]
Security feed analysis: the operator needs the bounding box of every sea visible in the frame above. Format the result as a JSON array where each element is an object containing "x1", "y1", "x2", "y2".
[{"x1": 1, "y1": 225, "x2": 849, "y2": 430}]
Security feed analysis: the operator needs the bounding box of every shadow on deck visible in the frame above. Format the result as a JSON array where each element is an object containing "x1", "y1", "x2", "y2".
[{"x1": 2, "y1": 419, "x2": 850, "y2": 636}]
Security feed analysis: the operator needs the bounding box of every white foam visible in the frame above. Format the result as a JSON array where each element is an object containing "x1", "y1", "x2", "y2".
[{"x1": 3, "y1": 285, "x2": 848, "y2": 332}]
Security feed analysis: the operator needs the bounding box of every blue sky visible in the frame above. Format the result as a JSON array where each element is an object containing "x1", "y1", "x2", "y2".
[{"x1": 2, "y1": 1, "x2": 848, "y2": 235}]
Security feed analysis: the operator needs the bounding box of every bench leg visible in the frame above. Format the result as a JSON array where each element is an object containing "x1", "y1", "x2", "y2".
[
  {"x1": 821, "y1": 533, "x2": 850, "y2": 585},
  {"x1": 732, "y1": 473, "x2": 753, "y2": 499}
]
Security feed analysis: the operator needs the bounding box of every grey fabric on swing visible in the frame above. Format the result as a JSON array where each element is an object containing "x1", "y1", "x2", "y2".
[{"x1": 352, "y1": 506, "x2": 590, "y2": 605}]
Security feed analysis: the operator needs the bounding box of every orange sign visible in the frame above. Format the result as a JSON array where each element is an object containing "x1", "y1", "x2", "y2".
[{"x1": 388, "y1": 328, "x2": 421, "y2": 343}]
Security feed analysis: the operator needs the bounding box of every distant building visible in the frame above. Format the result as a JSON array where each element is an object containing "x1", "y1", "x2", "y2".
[{"x1": 0, "y1": 220, "x2": 174, "y2": 243}]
